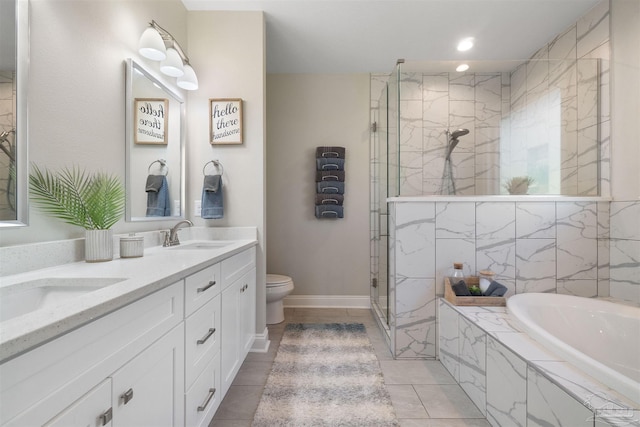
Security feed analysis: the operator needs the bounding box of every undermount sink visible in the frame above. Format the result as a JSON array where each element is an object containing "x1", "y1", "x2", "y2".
[
  {"x1": 0, "y1": 277, "x2": 126, "y2": 322},
  {"x1": 170, "y1": 241, "x2": 233, "y2": 250}
]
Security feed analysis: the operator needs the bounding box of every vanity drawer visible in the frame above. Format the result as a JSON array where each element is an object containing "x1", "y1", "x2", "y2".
[
  {"x1": 185, "y1": 352, "x2": 220, "y2": 427},
  {"x1": 185, "y1": 294, "x2": 220, "y2": 389},
  {"x1": 221, "y1": 247, "x2": 256, "y2": 290},
  {"x1": 185, "y1": 262, "x2": 221, "y2": 315}
]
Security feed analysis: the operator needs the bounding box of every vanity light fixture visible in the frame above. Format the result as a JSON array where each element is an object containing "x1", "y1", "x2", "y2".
[
  {"x1": 138, "y1": 20, "x2": 198, "y2": 90},
  {"x1": 177, "y1": 64, "x2": 199, "y2": 90},
  {"x1": 457, "y1": 37, "x2": 475, "y2": 52},
  {"x1": 456, "y1": 63, "x2": 470, "y2": 72},
  {"x1": 160, "y1": 47, "x2": 185, "y2": 77}
]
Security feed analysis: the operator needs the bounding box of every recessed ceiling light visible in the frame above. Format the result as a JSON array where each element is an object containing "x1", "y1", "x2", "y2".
[
  {"x1": 456, "y1": 64, "x2": 470, "y2": 72},
  {"x1": 457, "y1": 37, "x2": 475, "y2": 52}
]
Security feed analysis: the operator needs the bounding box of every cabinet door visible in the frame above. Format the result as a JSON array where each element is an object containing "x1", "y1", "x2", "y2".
[
  {"x1": 185, "y1": 294, "x2": 221, "y2": 390},
  {"x1": 240, "y1": 268, "x2": 256, "y2": 359},
  {"x1": 44, "y1": 379, "x2": 112, "y2": 427},
  {"x1": 220, "y1": 279, "x2": 241, "y2": 397},
  {"x1": 111, "y1": 325, "x2": 184, "y2": 427},
  {"x1": 185, "y1": 352, "x2": 221, "y2": 427}
]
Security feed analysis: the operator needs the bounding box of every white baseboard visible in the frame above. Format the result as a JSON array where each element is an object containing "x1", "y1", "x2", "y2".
[
  {"x1": 283, "y1": 295, "x2": 371, "y2": 309},
  {"x1": 250, "y1": 327, "x2": 271, "y2": 353}
]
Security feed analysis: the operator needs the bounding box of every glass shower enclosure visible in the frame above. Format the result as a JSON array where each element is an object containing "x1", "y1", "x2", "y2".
[{"x1": 371, "y1": 57, "x2": 605, "y2": 328}]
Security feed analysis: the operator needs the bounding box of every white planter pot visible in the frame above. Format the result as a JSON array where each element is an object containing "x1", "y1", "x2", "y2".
[{"x1": 85, "y1": 229, "x2": 114, "y2": 262}]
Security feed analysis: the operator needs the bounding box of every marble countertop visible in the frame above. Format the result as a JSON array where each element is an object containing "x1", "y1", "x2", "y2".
[{"x1": 0, "y1": 236, "x2": 257, "y2": 363}]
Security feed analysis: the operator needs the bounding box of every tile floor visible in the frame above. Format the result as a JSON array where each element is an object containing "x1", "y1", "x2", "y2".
[{"x1": 210, "y1": 308, "x2": 491, "y2": 427}]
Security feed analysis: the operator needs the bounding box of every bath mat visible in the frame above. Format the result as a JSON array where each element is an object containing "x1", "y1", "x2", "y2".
[{"x1": 251, "y1": 323, "x2": 400, "y2": 427}]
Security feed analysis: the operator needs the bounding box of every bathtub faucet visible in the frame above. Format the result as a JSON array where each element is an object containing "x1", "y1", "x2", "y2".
[{"x1": 164, "y1": 219, "x2": 194, "y2": 247}]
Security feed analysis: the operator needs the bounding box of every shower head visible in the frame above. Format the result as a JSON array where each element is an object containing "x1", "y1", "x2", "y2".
[
  {"x1": 444, "y1": 128, "x2": 470, "y2": 160},
  {"x1": 450, "y1": 128, "x2": 469, "y2": 140}
]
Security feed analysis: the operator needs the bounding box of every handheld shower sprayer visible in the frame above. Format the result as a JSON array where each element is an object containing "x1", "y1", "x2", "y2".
[
  {"x1": 445, "y1": 128, "x2": 469, "y2": 159},
  {"x1": 450, "y1": 128, "x2": 470, "y2": 140}
]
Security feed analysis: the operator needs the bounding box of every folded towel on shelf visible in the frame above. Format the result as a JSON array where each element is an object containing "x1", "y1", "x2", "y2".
[
  {"x1": 316, "y1": 158, "x2": 345, "y2": 171},
  {"x1": 146, "y1": 175, "x2": 171, "y2": 217},
  {"x1": 315, "y1": 194, "x2": 344, "y2": 205},
  {"x1": 202, "y1": 174, "x2": 223, "y2": 219},
  {"x1": 316, "y1": 170, "x2": 345, "y2": 182},
  {"x1": 317, "y1": 181, "x2": 345, "y2": 194},
  {"x1": 316, "y1": 146, "x2": 346, "y2": 159},
  {"x1": 315, "y1": 205, "x2": 344, "y2": 219},
  {"x1": 483, "y1": 281, "x2": 507, "y2": 297},
  {"x1": 451, "y1": 280, "x2": 471, "y2": 296}
]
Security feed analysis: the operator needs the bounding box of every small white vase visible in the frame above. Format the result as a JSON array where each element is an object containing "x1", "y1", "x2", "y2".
[{"x1": 85, "y1": 229, "x2": 114, "y2": 262}]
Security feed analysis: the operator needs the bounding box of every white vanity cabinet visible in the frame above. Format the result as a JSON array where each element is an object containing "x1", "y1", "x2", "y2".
[
  {"x1": 183, "y1": 263, "x2": 222, "y2": 427},
  {"x1": 0, "y1": 242, "x2": 258, "y2": 427},
  {"x1": 0, "y1": 282, "x2": 185, "y2": 427},
  {"x1": 220, "y1": 247, "x2": 256, "y2": 397}
]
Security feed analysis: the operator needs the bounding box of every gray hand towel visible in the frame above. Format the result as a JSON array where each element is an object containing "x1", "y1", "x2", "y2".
[
  {"x1": 315, "y1": 194, "x2": 344, "y2": 205},
  {"x1": 145, "y1": 175, "x2": 164, "y2": 192},
  {"x1": 315, "y1": 205, "x2": 344, "y2": 219},
  {"x1": 203, "y1": 174, "x2": 221, "y2": 193}
]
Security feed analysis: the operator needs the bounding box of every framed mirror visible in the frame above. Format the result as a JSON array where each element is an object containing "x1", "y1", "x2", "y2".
[
  {"x1": 0, "y1": 0, "x2": 29, "y2": 228},
  {"x1": 125, "y1": 58, "x2": 185, "y2": 222}
]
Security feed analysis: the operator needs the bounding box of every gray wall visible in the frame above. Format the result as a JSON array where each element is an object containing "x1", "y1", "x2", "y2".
[{"x1": 266, "y1": 74, "x2": 371, "y2": 302}]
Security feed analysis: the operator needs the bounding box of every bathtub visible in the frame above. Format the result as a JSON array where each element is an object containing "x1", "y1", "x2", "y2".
[{"x1": 507, "y1": 293, "x2": 640, "y2": 406}]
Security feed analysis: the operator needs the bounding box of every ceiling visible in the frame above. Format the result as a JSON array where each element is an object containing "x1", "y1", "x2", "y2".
[{"x1": 181, "y1": 0, "x2": 601, "y2": 74}]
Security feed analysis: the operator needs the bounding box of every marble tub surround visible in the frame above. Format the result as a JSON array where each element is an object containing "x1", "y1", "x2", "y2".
[
  {"x1": 438, "y1": 299, "x2": 640, "y2": 427},
  {"x1": 0, "y1": 228, "x2": 257, "y2": 362},
  {"x1": 385, "y1": 197, "x2": 612, "y2": 359}
]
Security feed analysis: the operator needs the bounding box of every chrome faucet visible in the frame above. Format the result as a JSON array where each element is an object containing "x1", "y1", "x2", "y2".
[{"x1": 164, "y1": 220, "x2": 193, "y2": 247}]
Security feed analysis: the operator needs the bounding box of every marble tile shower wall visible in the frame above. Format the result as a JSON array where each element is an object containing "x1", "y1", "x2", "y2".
[
  {"x1": 397, "y1": 71, "x2": 507, "y2": 196},
  {"x1": 609, "y1": 201, "x2": 640, "y2": 303},
  {"x1": 387, "y1": 199, "x2": 611, "y2": 359},
  {"x1": 507, "y1": 0, "x2": 611, "y2": 196}
]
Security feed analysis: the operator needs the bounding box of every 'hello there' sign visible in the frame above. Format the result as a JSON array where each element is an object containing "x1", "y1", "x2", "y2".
[
  {"x1": 135, "y1": 98, "x2": 168, "y2": 145},
  {"x1": 210, "y1": 98, "x2": 243, "y2": 145}
]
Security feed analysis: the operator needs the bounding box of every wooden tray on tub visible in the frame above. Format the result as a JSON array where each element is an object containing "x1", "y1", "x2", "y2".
[{"x1": 444, "y1": 276, "x2": 506, "y2": 307}]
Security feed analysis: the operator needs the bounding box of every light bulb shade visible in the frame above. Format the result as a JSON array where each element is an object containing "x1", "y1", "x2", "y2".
[
  {"x1": 138, "y1": 27, "x2": 166, "y2": 61},
  {"x1": 177, "y1": 64, "x2": 199, "y2": 90},
  {"x1": 160, "y1": 48, "x2": 184, "y2": 77}
]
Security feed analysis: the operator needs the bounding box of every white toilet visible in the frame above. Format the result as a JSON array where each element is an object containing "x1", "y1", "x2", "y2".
[{"x1": 266, "y1": 274, "x2": 294, "y2": 324}]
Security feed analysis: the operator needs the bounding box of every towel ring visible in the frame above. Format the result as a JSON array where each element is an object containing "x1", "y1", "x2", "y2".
[
  {"x1": 148, "y1": 159, "x2": 169, "y2": 176},
  {"x1": 203, "y1": 160, "x2": 224, "y2": 176}
]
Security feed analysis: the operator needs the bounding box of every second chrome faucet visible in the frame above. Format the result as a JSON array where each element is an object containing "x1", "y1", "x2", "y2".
[{"x1": 163, "y1": 219, "x2": 193, "y2": 247}]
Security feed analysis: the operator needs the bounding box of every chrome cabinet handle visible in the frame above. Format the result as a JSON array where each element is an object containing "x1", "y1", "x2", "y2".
[
  {"x1": 197, "y1": 388, "x2": 216, "y2": 412},
  {"x1": 197, "y1": 328, "x2": 216, "y2": 345},
  {"x1": 121, "y1": 388, "x2": 134, "y2": 405},
  {"x1": 240, "y1": 283, "x2": 248, "y2": 293},
  {"x1": 197, "y1": 280, "x2": 216, "y2": 293},
  {"x1": 100, "y1": 408, "x2": 112, "y2": 426}
]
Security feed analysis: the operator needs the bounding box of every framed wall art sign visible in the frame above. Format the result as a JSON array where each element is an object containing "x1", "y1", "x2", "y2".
[
  {"x1": 210, "y1": 98, "x2": 243, "y2": 145},
  {"x1": 135, "y1": 98, "x2": 168, "y2": 145}
]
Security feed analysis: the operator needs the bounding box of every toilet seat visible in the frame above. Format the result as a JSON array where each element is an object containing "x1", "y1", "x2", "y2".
[{"x1": 267, "y1": 274, "x2": 292, "y2": 287}]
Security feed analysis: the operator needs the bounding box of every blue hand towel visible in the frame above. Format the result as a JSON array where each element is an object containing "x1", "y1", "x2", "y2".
[
  {"x1": 317, "y1": 181, "x2": 345, "y2": 194},
  {"x1": 316, "y1": 158, "x2": 345, "y2": 171},
  {"x1": 146, "y1": 175, "x2": 171, "y2": 217},
  {"x1": 315, "y1": 205, "x2": 344, "y2": 219},
  {"x1": 202, "y1": 174, "x2": 223, "y2": 219}
]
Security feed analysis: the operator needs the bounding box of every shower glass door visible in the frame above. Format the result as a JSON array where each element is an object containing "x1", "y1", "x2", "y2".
[{"x1": 371, "y1": 80, "x2": 390, "y2": 325}]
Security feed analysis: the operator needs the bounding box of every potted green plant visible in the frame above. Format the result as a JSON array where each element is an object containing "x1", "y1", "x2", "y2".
[
  {"x1": 503, "y1": 176, "x2": 535, "y2": 195},
  {"x1": 29, "y1": 165, "x2": 125, "y2": 262}
]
